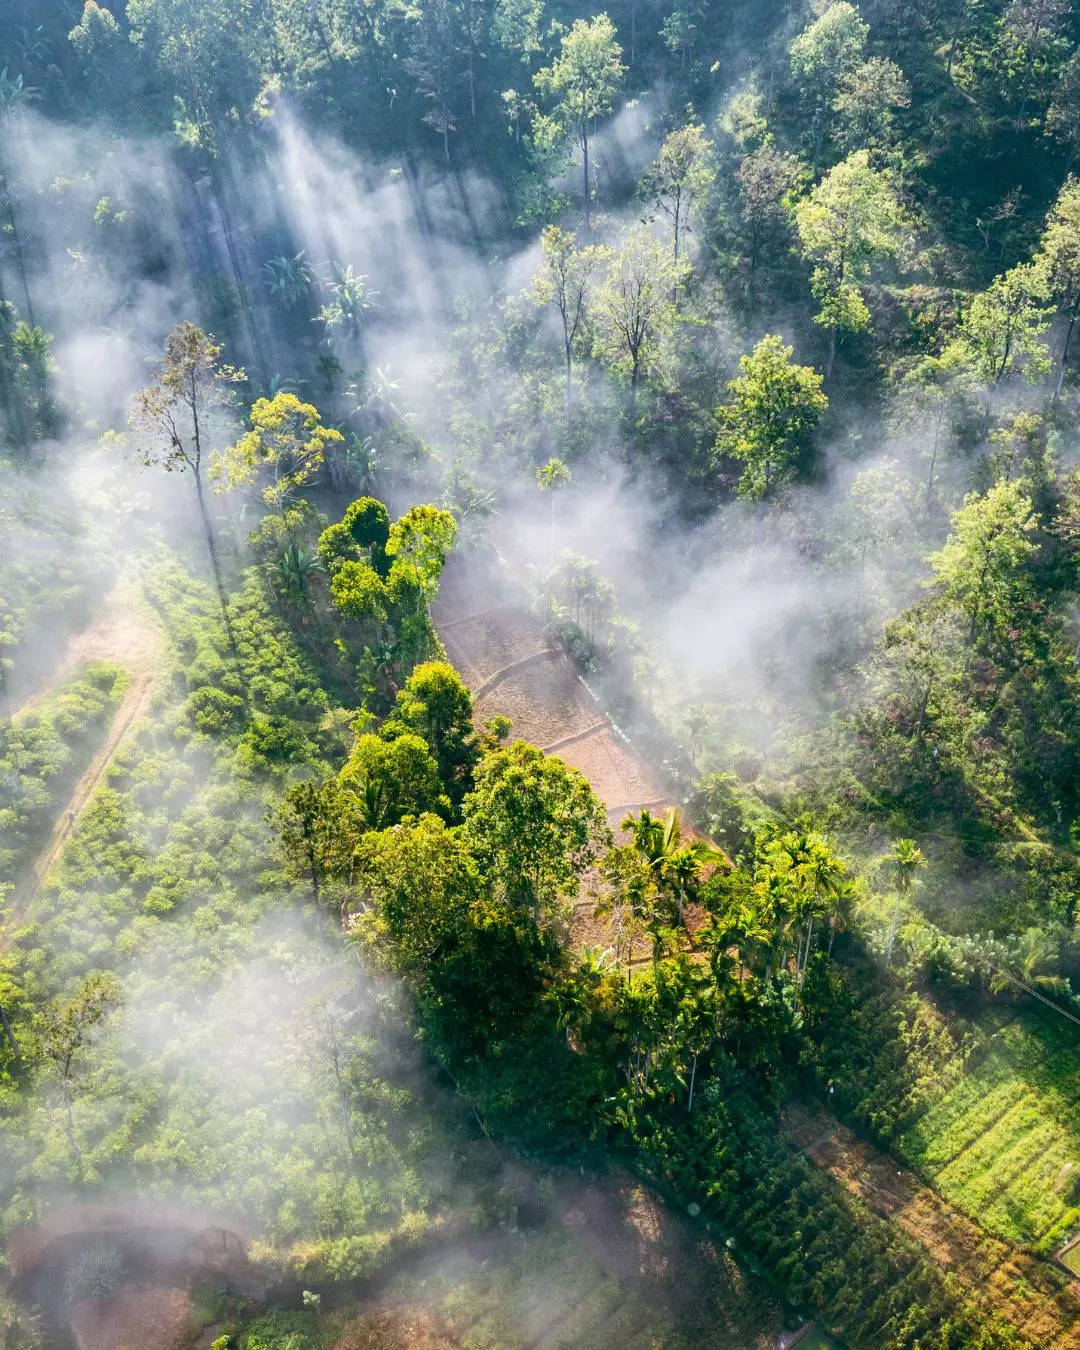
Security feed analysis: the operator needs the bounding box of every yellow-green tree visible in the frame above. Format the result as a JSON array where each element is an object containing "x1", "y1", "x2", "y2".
[
  {"x1": 794, "y1": 150, "x2": 908, "y2": 378},
  {"x1": 213, "y1": 391, "x2": 342, "y2": 506}
]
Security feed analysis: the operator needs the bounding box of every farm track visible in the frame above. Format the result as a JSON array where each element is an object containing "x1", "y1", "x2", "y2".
[
  {"x1": 784, "y1": 1101, "x2": 1080, "y2": 1348},
  {"x1": 8, "y1": 582, "x2": 164, "y2": 916},
  {"x1": 12, "y1": 670, "x2": 156, "y2": 911}
]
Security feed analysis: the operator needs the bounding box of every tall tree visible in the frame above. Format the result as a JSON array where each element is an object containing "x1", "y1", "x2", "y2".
[
  {"x1": 715, "y1": 335, "x2": 827, "y2": 499},
  {"x1": 928, "y1": 479, "x2": 1039, "y2": 647},
  {"x1": 1035, "y1": 178, "x2": 1080, "y2": 399},
  {"x1": 956, "y1": 263, "x2": 1051, "y2": 387},
  {"x1": 642, "y1": 123, "x2": 716, "y2": 274},
  {"x1": 794, "y1": 150, "x2": 908, "y2": 378},
  {"x1": 34, "y1": 973, "x2": 120, "y2": 1173},
  {"x1": 131, "y1": 323, "x2": 246, "y2": 674},
  {"x1": 788, "y1": 0, "x2": 868, "y2": 171},
  {"x1": 534, "y1": 14, "x2": 625, "y2": 229},
  {"x1": 884, "y1": 838, "x2": 925, "y2": 968},
  {"x1": 213, "y1": 391, "x2": 343, "y2": 507},
  {"x1": 462, "y1": 740, "x2": 610, "y2": 919},
  {"x1": 595, "y1": 225, "x2": 685, "y2": 433},
  {"x1": 529, "y1": 225, "x2": 610, "y2": 412}
]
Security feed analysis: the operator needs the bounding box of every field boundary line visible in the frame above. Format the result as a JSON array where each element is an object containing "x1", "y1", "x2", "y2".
[
  {"x1": 472, "y1": 648, "x2": 553, "y2": 700},
  {"x1": 543, "y1": 722, "x2": 608, "y2": 754}
]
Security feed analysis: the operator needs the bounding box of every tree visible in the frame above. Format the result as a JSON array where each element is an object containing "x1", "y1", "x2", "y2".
[
  {"x1": 264, "y1": 251, "x2": 314, "y2": 308},
  {"x1": 318, "y1": 497, "x2": 392, "y2": 577},
  {"x1": 34, "y1": 973, "x2": 120, "y2": 1172},
  {"x1": 595, "y1": 225, "x2": 685, "y2": 432},
  {"x1": 622, "y1": 806, "x2": 725, "y2": 930},
  {"x1": 832, "y1": 56, "x2": 910, "y2": 152},
  {"x1": 386, "y1": 505, "x2": 458, "y2": 600},
  {"x1": 794, "y1": 150, "x2": 908, "y2": 378},
  {"x1": 734, "y1": 144, "x2": 805, "y2": 299},
  {"x1": 277, "y1": 779, "x2": 356, "y2": 915},
  {"x1": 928, "y1": 479, "x2": 1039, "y2": 646},
  {"x1": 788, "y1": 0, "x2": 868, "y2": 171},
  {"x1": 384, "y1": 660, "x2": 475, "y2": 799},
  {"x1": 896, "y1": 351, "x2": 977, "y2": 510},
  {"x1": 716, "y1": 335, "x2": 828, "y2": 499},
  {"x1": 642, "y1": 123, "x2": 716, "y2": 273},
  {"x1": 1035, "y1": 178, "x2": 1080, "y2": 399},
  {"x1": 958, "y1": 263, "x2": 1051, "y2": 387},
  {"x1": 536, "y1": 457, "x2": 571, "y2": 618},
  {"x1": 130, "y1": 323, "x2": 246, "y2": 672},
  {"x1": 493, "y1": 0, "x2": 544, "y2": 61},
  {"x1": 462, "y1": 740, "x2": 610, "y2": 919},
  {"x1": 330, "y1": 560, "x2": 389, "y2": 628},
  {"x1": 529, "y1": 225, "x2": 610, "y2": 412},
  {"x1": 213, "y1": 391, "x2": 343, "y2": 507},
  {"x1": 405, "y1": 0, "x2": 461, "y2": 162},
  {"x1": 357, "y1": 812, "x2": 482, "y2": 982},
  {"x1": 339, "y1": 732, "x2": 448, "y2": 829},
  {"x1": 316, "y1": 264, "x2": 379, "y2": 341},
  {"x1": 884, "y1": 838, "x2": 925, "y2": 968},
  {"x1": 534, "y1": 15, "x2": 625, "y2": 229}
]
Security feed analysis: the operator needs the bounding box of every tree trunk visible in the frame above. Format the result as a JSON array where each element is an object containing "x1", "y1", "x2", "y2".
[
  {"x1": 62, "y1": 1087, "x2": 82, "y2": 1172},
  {"x1": 687, "y1": 1052, "x2": 697, "y2": 1112},
  {"x1": 1055, "y1": 311, "x2": 1077, "y2": 403},
  {"x1": 565, "y1": 346, "x2": 573, "y2": 416},
  {"x1": 0, "y1": 1003, "x2": 20, "y2": 1062},
  {"x1": 926, "y1": 410, "x2": 943, "y2": 510},
  {"x1": 885, "y1": 892, "x2": 901, "y2": 967},
  {"x1": 582, "y1": 127, "x2": 591, "y2": 230},
  {"x1": 325, "y1": 1013, "x2": 355, "y2": 1155},
  {"x1": 193, "y1": 470, "x2": 245, "y2": 694},
  {"x1": 825, "y1": 326, "x2": 837, "y2": 381},
  {"x1": 627, "y1": 359, "x2": 639, "y2": 457}
]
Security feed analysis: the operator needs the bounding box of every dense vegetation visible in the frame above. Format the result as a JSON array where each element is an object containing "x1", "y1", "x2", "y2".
[{"x1": 4, "y1": 0, "x2": 1080, "y2": 1344}]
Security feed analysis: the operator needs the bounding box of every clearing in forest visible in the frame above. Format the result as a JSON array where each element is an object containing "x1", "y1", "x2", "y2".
[{"x1": 434, "y1": 569, "x2": 670, "y2": 819}]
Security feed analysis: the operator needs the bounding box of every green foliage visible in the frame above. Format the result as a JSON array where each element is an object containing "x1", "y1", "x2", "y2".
[
  {"x1": 0, "y1": 663, "x2": 126, "y2": 895},
  {"x1": 715, "y1": 334, "x2": 828, "y2": 498},
  {"x1": 462, "y1": 740, "x2": 610, "y2": 919}
]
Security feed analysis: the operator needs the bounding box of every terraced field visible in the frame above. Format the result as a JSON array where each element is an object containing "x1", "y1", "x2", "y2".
[
  {"x1": 434, "y1": 569, "x2": 669, "y2": 819},
  {"x1": 896, "y1": 1011, "x2": 1080, "y2": 1255}
]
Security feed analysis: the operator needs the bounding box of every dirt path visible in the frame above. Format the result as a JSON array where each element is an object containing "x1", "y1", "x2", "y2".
[
  {"x1": 10, "y1": 582, "x2": 162, "y2": 721},
  {"x1": 783, "y1": 1101, "x2": 1080, "y2": 1349},
  {"x1": 9, "y1": 580, "x2": 164, "y2": 912}
]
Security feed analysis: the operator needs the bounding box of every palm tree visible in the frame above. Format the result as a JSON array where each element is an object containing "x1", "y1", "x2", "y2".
[
  {"x1": 989, "y1": 927, "x2": 1066, "y2": 995},
  {"x1": 263, "y1": 251, "x2": 314, "y2": 307},
  {"x1": 276, "y1": 545, "x2": 324, "y2": 605},
  {"x1": 623, "y1": 806, "x2": 725, "y2": 930},
  {"x1": 885, "y1": 838, "x2": 926, "y2": 969},
  {"x1": 317, "y1": 263, "x2": 379, "y2": 339},
  {"x1": 536, "y1": 457, "x2": 571, "y2": 621}
]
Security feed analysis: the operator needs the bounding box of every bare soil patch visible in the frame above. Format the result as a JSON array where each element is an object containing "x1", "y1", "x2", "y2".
[
  {"x1": 441, "y1": 607, "x2": 545, "y2": 687},
  {"x1": 68, "y1": 1283, "x2": 197, "y2": 1350}
]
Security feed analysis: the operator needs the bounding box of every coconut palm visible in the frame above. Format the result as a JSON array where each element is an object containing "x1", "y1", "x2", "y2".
[
  {"x1": 536, "y1": 457, "x2": 571, "y2": 620},
  {"x1": 275, "y1": 544, "x2": 324, "y2": 604},
  {"x1": 885, "y1": 837, "x2": 926, "y2": 968},
  {"x1": 990, "y1": 927, "x2": 1066, "y2": 995}
]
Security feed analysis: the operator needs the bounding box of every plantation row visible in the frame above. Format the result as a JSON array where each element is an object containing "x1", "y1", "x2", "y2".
[{"x1": 803, "y1": 974, "x2": 1080, "y2": 1254}]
